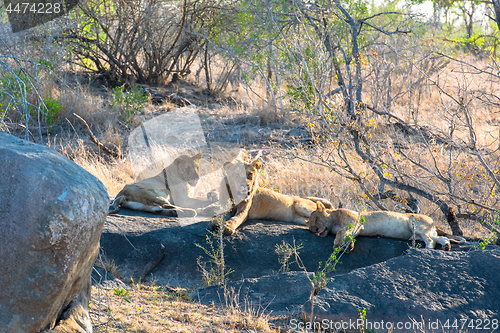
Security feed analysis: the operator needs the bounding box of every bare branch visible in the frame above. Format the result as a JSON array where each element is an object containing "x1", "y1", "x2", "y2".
[
  {"x1": 72, "y1": 113, "x2": 120, "y2": 158},
  {"x1": 435, "y1": 52, "x2": 500, "y2": 80}
]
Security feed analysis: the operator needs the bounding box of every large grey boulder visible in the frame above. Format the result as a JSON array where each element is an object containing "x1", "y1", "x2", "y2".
[
  {"x1": 0, "y1": 133, "x2": 108, "y2": 333},
  {"x1": 302, "y1": 249, "x2": 500, "y2": 332}
]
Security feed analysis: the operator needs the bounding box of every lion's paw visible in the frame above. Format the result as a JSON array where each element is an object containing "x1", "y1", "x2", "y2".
[
  {"x1": 208, "y1": 219, "x2": 235, "y2": 236},
  {"x1": 209, "y1": 218, "x2": 221, "y2": 231},
  {"x1": 177, "y1": 208, "x2": 197, "y2": 218},
  {"x1": 222, "y1": 226, "x2": 235, "y2": 236}
]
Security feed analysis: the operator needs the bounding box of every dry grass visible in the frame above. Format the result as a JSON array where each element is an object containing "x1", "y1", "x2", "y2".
[
  {"x1": 368, "y1": 54, "x2": 500, "y2": 149},
  {"x1": 261, "y1": 146, "x2": 497, "y2": 240},
  {"x1": 89, "y1": 281, "x2": 476, "y2": 333},
  {"x1": 90, "y1": 283, "x2": 281, "y2": 333},
  {"x1": 52, "y1": 138, "x2": 133, "y2": 196}
]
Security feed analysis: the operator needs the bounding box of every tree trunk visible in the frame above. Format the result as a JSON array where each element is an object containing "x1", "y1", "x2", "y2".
[
  {"x1": 204, "y1": 42, "x2": 211, "y2": 93},
  {"x1": 493, "y1": 0, "x2": 500, "y2": 31},
  {"x1": 447, "y1": 207, "x2": 464, "y2": 236}
]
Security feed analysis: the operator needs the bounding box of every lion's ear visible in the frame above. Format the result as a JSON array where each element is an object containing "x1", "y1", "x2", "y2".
[
  {"x1": 252, "y1": 160, "x2": 262, "y2": 172},
  {"x1": 193, "y1": 152, "x2": 202, "y2": 162},
  {"x1": 239, "y1": 149, "x2": 250, "y2": 162},
  {"x1": 316, "y1": 201, "x2": 325, "y2": 212}
]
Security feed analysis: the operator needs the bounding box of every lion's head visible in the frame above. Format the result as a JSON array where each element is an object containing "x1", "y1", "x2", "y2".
[
  {"x1": 220, "y1": 158, "x2": 262, "y2": 208},
  {"x1": 308, "y1": 201, "x2": 331, "y2": 237},
  {"x1": 172, "y1": 152, "x2": 202, "y2": 187}
]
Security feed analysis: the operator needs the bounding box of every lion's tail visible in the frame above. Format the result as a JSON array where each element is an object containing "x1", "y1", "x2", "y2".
[{"x1": 436, "y1": 228, "x2": 466, "y2": 244}]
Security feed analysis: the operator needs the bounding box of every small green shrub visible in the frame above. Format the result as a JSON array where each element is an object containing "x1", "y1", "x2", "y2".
[
  {"x1": 30, "y1": 95, "x2": 62, "y2": 127},
  {"x1": 0, "y1": 70, "x2": 62, "y2": 129},
  {"x1": 358, "y1": 308, "x2": 375, "y2": 333},
  {"x1": 37, "y1": 59, "x2": 54, "y2": 70},
  {"x1": 113, "y1": 287, "x2": 131, "y2": 303},
  {"x1": 196, "y1": 214, "x2": 234, "y2": 286},
  {"x1": 110, "y1": 85, "x2": 149, "y2": 125},
  {"x1": 475, "y1": 213, "x2": 500, "y2": 250},
  {"x1": 275, "y1": 240, "x2": 303, "y2": 273}
]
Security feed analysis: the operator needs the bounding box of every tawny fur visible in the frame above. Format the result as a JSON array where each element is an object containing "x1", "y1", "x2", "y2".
[
  {"x1": 109, "y1": 153, "x2": 214, "y2": 217},
  {"x1": 210, "y1": 158, "x2": 334, "y2": 235},
  {"x1": 308, "y1": 202, "x2": 466, "y2": 251}
]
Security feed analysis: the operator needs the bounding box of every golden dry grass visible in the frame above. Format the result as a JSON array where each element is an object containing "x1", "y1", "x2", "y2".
[
  {"x1": 53, "y1": 138, "x2": 133, "y2": 196},
  {"x1": 89, "y1": 282, "x2": 474, "y2": 333},
  {"x1": 369, "y1": 54, "x2": 500, "y2": 149},
  {"x1": 90, "y1": 284, "x2": 281, "y2": 333}
]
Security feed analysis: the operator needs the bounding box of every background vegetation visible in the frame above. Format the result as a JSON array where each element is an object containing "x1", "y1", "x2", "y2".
[{"x1": 1, "y1": 0, "x2": 500, "y2": 330}]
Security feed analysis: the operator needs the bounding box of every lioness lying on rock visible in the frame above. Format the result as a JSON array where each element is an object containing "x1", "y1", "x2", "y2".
[
  {"x1": 210, "y1": 157, "x2": 334, "y2": 235},
  {"x1": 308, "y1": 202, "x2": 466, "y2": 251},
  {"x1": 109, "y1": 153, "x2": 215, "y2": 217}
]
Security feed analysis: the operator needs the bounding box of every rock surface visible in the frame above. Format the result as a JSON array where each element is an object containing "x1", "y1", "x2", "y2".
[
  {"x1": 102, "y1": 208, "x2": 471, "y2": 291},
  {"x1": 192, "y1": 271, "x2": 314, "y2": 316},
  {"x1": 0, "y1": 133, "x2": 108, "y2": 333},
  {"x1": 302, "y1": 249, "x2": 500, "y2": 332},
  {"x1": 103, "y1": 209, "x2": 458, "y2": 288},
  {"x1": 102, "y1": 207, "x2": 499, "y2": 327},
  {"x1": 99, "y1": 233, "x2": 166, "y2": 282}
]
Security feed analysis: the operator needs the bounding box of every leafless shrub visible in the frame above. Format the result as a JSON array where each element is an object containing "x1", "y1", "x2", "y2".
[{"x1": 64, "y1": 0, "x2": 242, "y2": 86}]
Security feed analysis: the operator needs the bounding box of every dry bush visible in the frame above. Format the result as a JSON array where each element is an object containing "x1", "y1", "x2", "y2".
[
  {"x1": 0, "y1": 55, "x2": 120, "y2": 142},
  {"x1": 60, "y1": 83, "x2": 118, "y2": 131},
  {"x1": 262, "y1": 149, "x2": 347, "y2": 202}
]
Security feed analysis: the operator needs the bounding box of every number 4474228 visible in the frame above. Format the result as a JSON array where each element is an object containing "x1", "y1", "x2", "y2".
[
  {"x1": 442, "y1": 318, "x2": 498, "y2": 330},
  {"x1": 5, "y1": 2, "x2": 61, "y2": 14}
]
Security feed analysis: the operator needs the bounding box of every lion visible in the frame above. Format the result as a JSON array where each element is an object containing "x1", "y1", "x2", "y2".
[
  {"x1": 109, "y1": 153, "x2": 215, "y2": 217},
  {"x1": 210, "y1": 157, "x2": 334, "y2": 235},
  {"x1": 308, "y1": 202, "x2": 467, "y2": 251}
]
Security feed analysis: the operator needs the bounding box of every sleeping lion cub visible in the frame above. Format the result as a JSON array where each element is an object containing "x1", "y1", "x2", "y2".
[
  {"x1": 210, "y1": 157, "x2": 334, "y2": 235},
  {"x1": 308, "y1": 202, "x2": 466, "y2": 251},
  {"x1": 109, "y1": 153, "x2": 214, "y2": 217}
]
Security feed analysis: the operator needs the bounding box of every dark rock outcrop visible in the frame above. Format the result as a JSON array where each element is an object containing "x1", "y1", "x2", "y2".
[
  {"x1": 102, "y1": 207, "x2": 499, "y2": 329},
  {"x1": 99, "y1": 233, "x2": 165, "y2": 282},
  {"x1": 103, "y1": 210, "x2": 454, "y2": 288},
  {"x1": 302, "y1": 249, "x2": 500, "y2": 332},
  {"x1": 192, "y1": 271, "x2": 314, "y2": 316}
]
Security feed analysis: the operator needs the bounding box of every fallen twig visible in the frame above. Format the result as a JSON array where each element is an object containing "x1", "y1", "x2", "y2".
[{"x1": 72, "y1": 113, "x2": 120, "y2": 158}]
